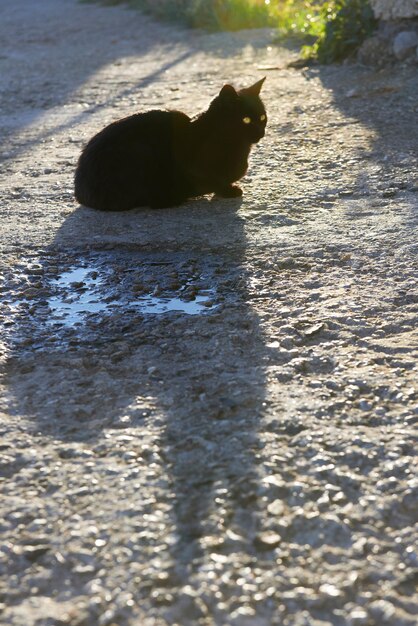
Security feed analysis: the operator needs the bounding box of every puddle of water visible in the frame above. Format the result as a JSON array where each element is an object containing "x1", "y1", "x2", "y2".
[
  {"x1": 57, "y1": 267, "x2": 98, "y2": 285},
  {"x1": 139, "y1": 294, "x2": 214, "y2": 316},
  {"x1": 48, "y1": 267, "x2": 216, "y2": 327},
  {"x1": 48, "y1": 267, "x2": 103, "y2": 325},
  {"x1": 48, "y1": 296, "x2": 105, "y2": 325}
]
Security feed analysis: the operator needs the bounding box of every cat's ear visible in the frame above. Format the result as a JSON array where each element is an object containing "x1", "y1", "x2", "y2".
[
  {"x1": 219, "y1": 84, "x2": 238, "y2": 100},
  {"x1": 241, "y1": 77, "x2": 266, "y2": 97}
]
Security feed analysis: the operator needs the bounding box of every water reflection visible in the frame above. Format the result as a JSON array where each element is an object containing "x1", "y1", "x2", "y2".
[{"x1": 47, "y1": 266, "x2": 218, "y2": 327}]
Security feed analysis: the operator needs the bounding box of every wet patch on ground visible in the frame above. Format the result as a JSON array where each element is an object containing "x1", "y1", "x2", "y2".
[
  {"x1": 0, "y1": 250, "x2": 226, "y2": 356},
  {"x1": 48, "y1": 264, "x2": 217, "y2": 327}
]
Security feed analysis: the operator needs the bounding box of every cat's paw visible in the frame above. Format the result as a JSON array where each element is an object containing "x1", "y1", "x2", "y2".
[{"x1": 216, "y1": 185, "x2": 243, "y2": 198}]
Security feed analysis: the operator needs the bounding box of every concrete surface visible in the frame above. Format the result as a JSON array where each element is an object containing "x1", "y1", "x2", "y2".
[{"x1": 0, "y1": 1, "x2": 417, "y2": 625}]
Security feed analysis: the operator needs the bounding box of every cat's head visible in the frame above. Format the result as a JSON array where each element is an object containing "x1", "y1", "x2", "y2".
[{"x1": 210, "y1": 77, "x2": 267, "y2": 143}]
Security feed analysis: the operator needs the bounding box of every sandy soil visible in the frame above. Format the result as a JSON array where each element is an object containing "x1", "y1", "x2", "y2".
[{"x1": 0, "y1": 1, "x2": 417, "y2": 625}]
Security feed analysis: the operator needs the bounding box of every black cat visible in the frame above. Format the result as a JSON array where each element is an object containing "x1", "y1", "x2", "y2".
[{"x1": 74, "y1": 78, "x2": 267, "y2": 210}]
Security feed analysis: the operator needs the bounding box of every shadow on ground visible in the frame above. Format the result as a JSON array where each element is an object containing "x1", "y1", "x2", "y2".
[
  {"x1": 0, "y1": 0, "x2": 292, "y2": 586},
  {"x1": 2, "y1": 197, "x2": 272, "y2": 572},
  {"x1": 311, "y1": 63, "x2": 418, "y2": 189},
  {"x1": 0, "y1": 0, "x2": 276, "y2": 162}
]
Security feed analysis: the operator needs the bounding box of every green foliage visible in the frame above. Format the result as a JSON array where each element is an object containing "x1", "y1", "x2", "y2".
[
  {"x1": 304, "y1": 0, "x2": 377, "y2": 63},
  {"x1": 135, "y1": 0, "x2": 276, "y2": 31},
  {"x1": 133, "y1": 1, "x2": 329, "y2": 38},
  {"x1": 274, "y1": 1, "x2": 326, "y2": 43}
]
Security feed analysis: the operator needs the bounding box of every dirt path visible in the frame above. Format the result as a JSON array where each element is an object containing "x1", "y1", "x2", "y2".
[{"x1": 1, "y1": 1, "x2": 417, "y2": 625}]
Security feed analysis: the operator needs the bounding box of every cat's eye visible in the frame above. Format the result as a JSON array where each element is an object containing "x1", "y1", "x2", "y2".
[
  {"x1": 260, "y1": 114, "x2": 266, "y2": 121},
  {"x1": 242, "y1": 116, "x2": 251, "y2": 124}
]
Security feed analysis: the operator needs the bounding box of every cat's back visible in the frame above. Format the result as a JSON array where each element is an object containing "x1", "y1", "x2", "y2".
[
  {"x1": 75, "y1": 109, "x2": 191, "y2": 210},
  {"x1": 82, "y1": 109, "x2": 190, "y2": 154}
]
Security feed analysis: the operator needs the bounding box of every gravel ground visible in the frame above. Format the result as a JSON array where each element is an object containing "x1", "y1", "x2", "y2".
[{"x1": 0, "y1": 1, "x2": 417, "y2": 625}]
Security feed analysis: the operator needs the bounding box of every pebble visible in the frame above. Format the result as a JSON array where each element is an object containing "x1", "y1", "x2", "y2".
[
  {"x1": 393, "y1": 31, "x2": 418, "y2": 61},
  {"x1": 319, "y1": 583, "x2": 343, "y2": 598},
  {"x1": 267, "y1": 500, "x2": 286, "y2": 516},
  {"x1": 348, "y1": 607, "x2": 369, "y2": 625},
  {"x1": 254, "y1": 531, "x2": 282, "y2": 550},
  {"x1": 280, "y1": 337, "x2": 294, "y2": 349},
  {"x1": 18, "y1": 545, "x2": 50, "y2": 561},
  {"x1": 303, "y1": 322, "x2": 325, "y2": 337},
  {"x1": 21, "y1": 287, "x2": 40, "y2": 298},
  {"x1": 382, "y1": 188, "x2": 397, "y2": 198}
]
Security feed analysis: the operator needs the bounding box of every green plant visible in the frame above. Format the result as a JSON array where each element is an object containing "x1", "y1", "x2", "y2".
[
  {"x1": 274, "y1": 1, "x2": 326, "y2": 43},
  {"x1": 136, "y1": 0, "x2": 278, "y2": 30},
  {"x1": 305, "y1": 0, "x2": 377, "y2": 63}
]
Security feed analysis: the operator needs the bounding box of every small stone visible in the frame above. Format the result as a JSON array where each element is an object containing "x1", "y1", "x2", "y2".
[
  {"x1": 382, "y1": 188, "x2": 397, "y2": 198},
  {"x1": 263, "y1": 475, "x2": 286, "y2": 488},
  {"x1": 349, "y1": 607, "x2": 368, "y2": 625},
  {"x1": 280, "y1": 337, "x2": 294, "y2": 349},
  {"x1": 357, "y1": 35, "x2": 392, "y2": 67},
  {"x1": 20, "y1": 545, "x2": 50, "y2": 562},
  {"x1": 267, "y1": 500, "x2": 286, "y2": 516},
  {"x1": 21, "y1": 287, "x2": 40, "y2": 298},
  {"x1": 266, "y1": 340, "x2": 281, "y2": 349},
  {"x1": 393, "y1": 31, "x2": 418, "y2": 61},
  {"x1": 304, "y1": 322, "x2": 324, "y2": 337},
  {"x1": 319, "y1": 583, "x2": 342, "y2": 597},
  {"x1": 73, "y1": 564, "x2": 96, "y2": 575},
  {"x1": 369, "y1": 599, "x2": 396, "y2": 620},
  {"x1": 254, "y1": 531, "x2": 281, "y2": 550},
  {"x1": 292, "y1": 357, "x2": 310, "y2": 373}
]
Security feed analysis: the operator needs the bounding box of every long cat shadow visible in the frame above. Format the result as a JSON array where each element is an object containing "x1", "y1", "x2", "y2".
[
  {"x1": 3, "y1": 197, "x2": 271, "y2": 586},
  {"x1": 1, "y1": 0, "x2": 283, "y2": 604}
]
